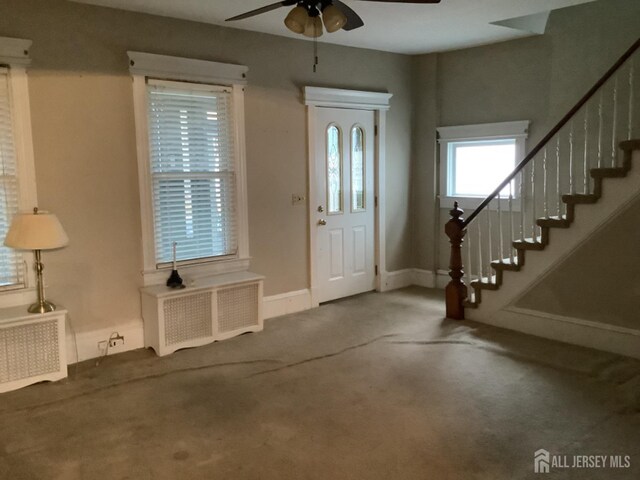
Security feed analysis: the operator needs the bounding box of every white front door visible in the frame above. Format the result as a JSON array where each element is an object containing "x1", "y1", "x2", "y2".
[{"x1": 313, "y1": 107, "x2": 375, "y2": 303}]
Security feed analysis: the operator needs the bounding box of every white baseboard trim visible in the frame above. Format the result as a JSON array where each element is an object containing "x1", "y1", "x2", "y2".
[
  {"x1": 411, "y1": 269, "x2": 436, "y2": 288},
  {"x1": 263, "y1": 288, "x2": 312, "y2": 319},
  {"x1": 66, "y1": 319, "x2": 145, "y2": 364},
  {"x1": 380, "y1": 269, "x2": 414, "y2": 292},
  {"x1": 64, "y1": 289, "x2": 314, "y2": 363},
  {"x1": 486, "y1": 307, "x2": 640, "y2": 360},
  {"x1": 380, "y1": 268, "x2": 448, "y2": 291},
  {"x1": 67, "y1": 274, "x2": 454, "y2": 363}
]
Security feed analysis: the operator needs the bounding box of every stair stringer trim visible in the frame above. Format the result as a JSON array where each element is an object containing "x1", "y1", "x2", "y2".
[
  {"x1": 490, "y1": 307, "x2": 640, "y2": 360},
  {"x1": 466, "y1": 149, "x2": 640, "y2": 353}
]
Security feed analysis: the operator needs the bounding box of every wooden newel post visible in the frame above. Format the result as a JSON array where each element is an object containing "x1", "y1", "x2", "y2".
[{"x1": 445, "y1": 202, "x2": 467, "y2": 320}]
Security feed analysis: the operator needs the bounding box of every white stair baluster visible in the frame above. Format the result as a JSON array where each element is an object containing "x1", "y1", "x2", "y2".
[
  {"x1": 531, "y1": 157, "x2": 537, "y2": 240},
  {"x1": 520, "y1": 169, "x2": 525, "y2": 241},
  {"x1": 466, "y1": 227, "x2": 473, "y2": 302},
  {"x1": 584, "y1": 105, "x2": 589, "y2": 194},
  {"x1": 477, "y1": 219, "x2": 483, "y2": 283},
  {"x1": 486, "y1": 204, "x2": 493, "y2": 283},
  {"x1": 628, "y1": 59, "x2": 634, "y2": 140},
  {"x1": 497, "y1": 191, "x2": 504, "y2": 263},
  {"x1": 556, "y1": 136, "x2": 562, "y2": 218},
  {"x1": 543, "y1": 148, "x2": 549, "y2": 218},
  {"x1": 569, "y1": 120, "x2": 575, "y2": 194},
  {"x1": 598, "y1": 90, "x2": 604, "y2": 168},
  {"x1": 508, "y1": 181, "x2": 514, "y2": 264},
  {"x1": 612, "y1": 75, "x2": 618, "y2": 167}
]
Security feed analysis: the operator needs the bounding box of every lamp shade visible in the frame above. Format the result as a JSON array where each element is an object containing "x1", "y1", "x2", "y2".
[
  {"x1": 4, "y1": 210, "x2": 69, "y2": 250},
  {"x1": 322, "y1": 4, "x2": 347, "y2": 33}
]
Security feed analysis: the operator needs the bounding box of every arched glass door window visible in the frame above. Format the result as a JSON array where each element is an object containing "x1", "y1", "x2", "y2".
[
  {"x1": 351, "y1": 126, "x2": 365, "y2": 212},
  {"x1": 326, "y1": 124, "x2": 343, "y2": 214}
]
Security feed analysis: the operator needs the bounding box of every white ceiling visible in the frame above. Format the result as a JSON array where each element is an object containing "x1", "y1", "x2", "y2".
[{"x1": 69, "y1": 0, "x2": 596, "y2": 54}]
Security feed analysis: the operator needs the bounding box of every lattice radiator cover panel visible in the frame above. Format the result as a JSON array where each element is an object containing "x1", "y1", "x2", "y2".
[
  {"x1": 0, "y1": 320, "x2": 60, "y2": 383},
  {"x1": 0, "y1": 310, "x2": 68, "y2": 394},
  {"x1": 164, "y1": 291, "x2": 213, "y2": 346},
  {"x1": 141, "y1": 273, "x2": 264, "y2": 356},
  {"x1": 218, "y1": 283, "x2": 259, "y2": 333}
]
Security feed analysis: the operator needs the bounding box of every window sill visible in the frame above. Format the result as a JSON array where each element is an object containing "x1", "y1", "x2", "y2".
[
  {"x1": 141, "y1": 256, "x2": 251, "y2": 287},
  {"x1": 0, "y1": 287, "x2": 37, "y2": 309},
  {"x1": 440, "y1": 195, "x2": 521, "y2": 212}
]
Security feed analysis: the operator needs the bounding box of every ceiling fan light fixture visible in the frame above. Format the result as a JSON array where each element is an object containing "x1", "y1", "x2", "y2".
[
  {"x1": 284, "y1": 5, "x2": 308, "y2": 34},
  {"x1": 303, "y1": 15, "x2": 323, "y2": 38},
  {"x1": 322, "y1": 4, "x2": 347, "y2": 33}
]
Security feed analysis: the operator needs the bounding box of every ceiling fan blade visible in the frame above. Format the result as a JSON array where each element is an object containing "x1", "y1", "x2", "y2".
[
  {"x1": 226, "y1": 1, "x2": 297, "y2": 22},
  {"x1": 361, "y1": 0, "x2": 441, "y2": 3},
  {"x1": 332, "y1": 0, "x2": 365, "y2": 31}
]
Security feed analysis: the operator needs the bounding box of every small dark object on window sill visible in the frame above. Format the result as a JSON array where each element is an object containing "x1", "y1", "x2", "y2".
[{"x1": 166, "y1": 270, "x2": 186, "y2": 289}]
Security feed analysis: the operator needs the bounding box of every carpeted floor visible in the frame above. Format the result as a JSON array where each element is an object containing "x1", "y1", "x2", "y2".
[{"x1": 0, "y1": 287, "x2": 638, "y2": 479}]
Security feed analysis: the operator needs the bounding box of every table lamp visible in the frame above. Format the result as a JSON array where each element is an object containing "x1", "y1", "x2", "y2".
[{"x1": 4, "y1": 207, "x2": 69, "y2": 313}]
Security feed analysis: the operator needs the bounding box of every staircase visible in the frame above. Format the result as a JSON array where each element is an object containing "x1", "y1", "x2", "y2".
[
  {"x1": 468, "y1": 139, "x2": 640, "y2": 306},
  {"x1": 445, "y1": 38, "x2": 640, "y2": 357}
]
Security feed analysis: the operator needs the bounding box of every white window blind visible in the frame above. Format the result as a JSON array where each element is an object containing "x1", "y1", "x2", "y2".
[
  {"x1": 0, "y1": 68, "x2": 24, "y2": 288},
  {"x1": 147, "y1": 80, "x2": 238, "y2": 266}
]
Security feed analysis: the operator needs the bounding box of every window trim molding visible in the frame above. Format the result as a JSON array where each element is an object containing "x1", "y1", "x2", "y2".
[
  {"x1": 0, "y1": 37, "x2": 38, "y2": 308},
  {"x1": 127, "y1": 51, "x2": 248, "y2": 86},
  {"x1": 0, "y1": 36, "x2": 32, "y2": 67},
  {"x1": 130, "y1": 53, "x2": 250, "y2": 287},
  {"x1": 437, "y1": 120, "x2": 529, "y2": 142},
  {"x1": 437, "y1": 120, "x2": 529, "y2": 211}
]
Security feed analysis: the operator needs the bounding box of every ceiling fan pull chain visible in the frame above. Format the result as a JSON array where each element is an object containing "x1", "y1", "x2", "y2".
[{"x1": 313, "y1": 33, "x2": 319, "y2": 73}]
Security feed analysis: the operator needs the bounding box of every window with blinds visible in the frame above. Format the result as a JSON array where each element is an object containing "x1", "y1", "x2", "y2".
[
  {"x1": 0, "y1": 68, "x2": 24, "y2": 289},
  {"x1": 147, "y1": 79, "x2": 238, "y2": 266}
]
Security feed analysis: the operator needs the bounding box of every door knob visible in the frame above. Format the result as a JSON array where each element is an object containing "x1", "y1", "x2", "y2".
[{"x1": 318, "y1": 219, "x2": 327, "y2": 226}]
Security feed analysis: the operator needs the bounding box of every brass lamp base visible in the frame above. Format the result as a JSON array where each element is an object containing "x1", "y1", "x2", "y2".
[{"x1": 28, "y1": 300, "x2": 57, "y2": 314}]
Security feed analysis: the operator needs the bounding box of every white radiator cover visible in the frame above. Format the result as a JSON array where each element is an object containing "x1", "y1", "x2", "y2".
[
  {"x1": 0, "y1": 307, "x2": 67, "y2": 394},
  {"x1": 141, "y1": 272, "x2": 264, "y2": 356}
]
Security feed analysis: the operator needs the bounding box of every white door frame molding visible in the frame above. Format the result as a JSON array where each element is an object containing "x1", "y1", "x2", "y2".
[{"x1": 304, "y1": 87, "x2": 392, "y2": 307}]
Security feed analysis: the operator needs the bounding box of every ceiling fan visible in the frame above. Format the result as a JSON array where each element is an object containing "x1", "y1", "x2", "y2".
[{"x1": 226, "y1": 0, "x2": 442, "y2": 38}]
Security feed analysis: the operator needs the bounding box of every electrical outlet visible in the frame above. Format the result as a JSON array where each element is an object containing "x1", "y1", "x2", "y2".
[
  {"x1": 291, "y1": 194, "x2": 306, "y2": 206},
  {"x1": 110, "y1": 337, "x2": 124, "y2": 348}
]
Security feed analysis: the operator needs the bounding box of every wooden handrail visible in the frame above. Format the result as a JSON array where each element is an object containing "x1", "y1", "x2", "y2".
[{"x1": 463, "y1": 36, "x2": 640, "y2": 228}]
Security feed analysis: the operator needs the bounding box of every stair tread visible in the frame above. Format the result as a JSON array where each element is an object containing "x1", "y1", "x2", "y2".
[
  {"x1": 491, "y1": 258, "x2": 521, "y2": 271},
  {"x1": 471, "y1": 277, "x2": 499, "y2": 290},
  {"x1": 537, "y1": 216, "x2": 571, "y2": 228},
  {"x1": 591, "y1": 167, "x2": 628, "y2": 178},
  {"x1": 562, "y1": 193, "x2": 599, "y2": 204},
  {"x1": 620, "y1": 139, "x2": 640, "y2": 151},
  {"x1": 513, "y1": 237, "x2": 545, "y2": 250}
]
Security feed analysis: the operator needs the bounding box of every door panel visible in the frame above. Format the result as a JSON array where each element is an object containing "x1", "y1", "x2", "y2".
[
  {"x1": 329, "y1": 228, "x2": 344, "y2": 280},
  {"x1": 314, "y1": 107, "x2": 375, "y2": 303},
  {"x1": 352, "y1": 226, "x2": 366, "y2": 275}
]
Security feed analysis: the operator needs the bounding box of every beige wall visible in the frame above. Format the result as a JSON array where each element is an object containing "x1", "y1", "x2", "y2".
[
  {"x1": 516, "y1": 194, "x2": 640, "y2": 330},
  {"x1": 2, "y1": 0, "x2": 638, "y2": 336},
  {"x1": 411, "y1": 0, "x2": 640, "y2": 272},
  {"x1": 0, "y1": 0, "x2": 414, "y2": 332}
]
